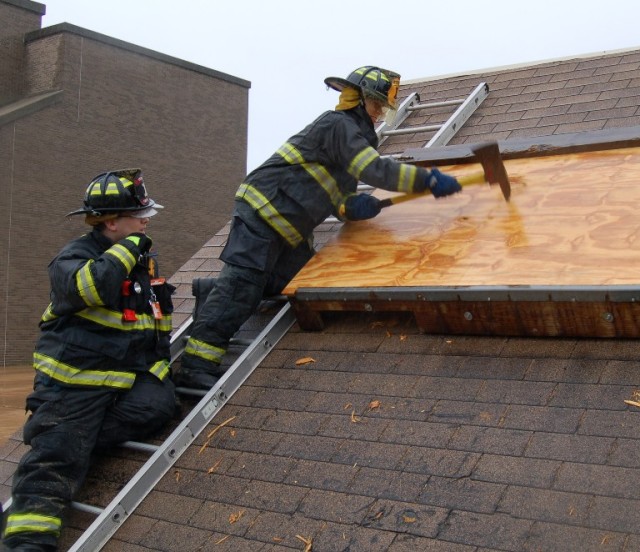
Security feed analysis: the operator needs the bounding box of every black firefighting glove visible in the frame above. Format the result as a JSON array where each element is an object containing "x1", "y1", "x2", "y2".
[
  {"x1": 126, "y1": 232, "x2": 153, "y2": 254},
  {"x1": 426, "y1": 168, "x2": 462, "y2": 198},
  {"x1": 343, "y1": 194, "x2": 382, "y2": 221}
]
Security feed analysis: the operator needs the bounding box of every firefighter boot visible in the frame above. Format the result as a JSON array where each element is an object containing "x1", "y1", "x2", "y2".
[
  {"x1": 7, "y1": 542, "x2": 56, "y2": 551},
  {"x1": 173, "y1": 355, "x2": 225, "y2": 391}
]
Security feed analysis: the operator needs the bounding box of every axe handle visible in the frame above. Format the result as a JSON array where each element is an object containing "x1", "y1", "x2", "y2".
[{"x1": 379, "y1": 171, "x2": 486, "y2": 208}]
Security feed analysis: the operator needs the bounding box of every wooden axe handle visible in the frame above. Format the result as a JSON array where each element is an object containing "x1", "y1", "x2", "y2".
[{"x1": 378, "y1": 171, "x2": 487, "y2": 208}]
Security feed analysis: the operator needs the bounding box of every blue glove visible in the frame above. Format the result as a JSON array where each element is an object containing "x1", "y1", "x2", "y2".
[
  {"x1": 343, "y1": 194, "x2": 382, "y2": 221},
  {"x1": 426, "y1": 168, "x2": 462, "y2": 198}
]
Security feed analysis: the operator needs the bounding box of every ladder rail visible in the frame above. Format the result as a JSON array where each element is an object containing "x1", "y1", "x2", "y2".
[
  {"x1": 426, "y1": 82, "x2": 489, "y2": 147},
  {"x1": 376, "y1": 91, "x2": 419, "y2": 141},
  {"x1": 323, "y1": 82, "x2": 488, "y2": 224},
  {"x1": 377, "y1": 82, "x2": 488, "y2": 147},
  {"x1": 67, "y1": 302, "x2": 296, "y2": 552}
]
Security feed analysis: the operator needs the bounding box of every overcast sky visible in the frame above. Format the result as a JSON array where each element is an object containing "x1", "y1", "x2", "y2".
[{"x1": 42, "y1": 0, "x2": 640, "y2": 171}]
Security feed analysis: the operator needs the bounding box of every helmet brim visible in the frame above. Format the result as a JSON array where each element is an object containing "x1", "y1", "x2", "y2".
[
  {"x1": 325, "y1": 75, "x2": 395, "y2": 109},
  {"x1": 324, "y1": 76, "x2": 359, "y2": 93},
  {"x1": 66, "y1": 199, "x2": 162, "y2": 218}
]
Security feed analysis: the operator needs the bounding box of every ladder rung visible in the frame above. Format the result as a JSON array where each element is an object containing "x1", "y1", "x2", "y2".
[
  {"x1": 175, "y1": 386, "x2": 208, "y2": 397},
  {"x1": 230, "y1": 338, "x2": 254, "y2": 347},
  {"x1": 120, "y1": 441, "x2": 160, "y2": 453},
  {"x1": 382, "y1": 124, "x2": 442, "y2": 137},
  {"x1": 407, "y1": 98, "x2": 464, "y2": 110},
  {"x1": 71, "y1": 501, "x2": 104, "y2": 516}
]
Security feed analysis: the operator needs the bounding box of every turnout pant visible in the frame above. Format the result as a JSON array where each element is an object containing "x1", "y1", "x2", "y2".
[
  {"x1": 181, "y1": 205, "x2": 314, "y2": 374},
  {"x1": 2, "y1": 371, "x2": 175, "y2": 550}
]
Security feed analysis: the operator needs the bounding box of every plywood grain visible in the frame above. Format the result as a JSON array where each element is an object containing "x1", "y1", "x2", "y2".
[
  {"x1": 285, "y1": 147, "x2": 640, "y2": 292},
  {"x1": 283, "y1": 147, "x2": 640, "y2": 337}
]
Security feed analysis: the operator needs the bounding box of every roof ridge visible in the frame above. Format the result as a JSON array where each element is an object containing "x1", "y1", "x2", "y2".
[{"x1": 403, "y1": 45, "x2": 640, "y2": 85}]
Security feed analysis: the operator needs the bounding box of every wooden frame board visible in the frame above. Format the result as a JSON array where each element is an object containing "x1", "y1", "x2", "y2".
[{"x1": 283, "y1": 128, "x2": 640, "y2": 337}]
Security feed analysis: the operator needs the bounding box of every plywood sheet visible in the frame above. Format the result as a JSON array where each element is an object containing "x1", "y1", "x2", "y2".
[
  {"x1": 286, "y1": 147, "x2": 640, "y2": 290},
  {"x1": 283, "y1": 147, "x2": 640, "y2": 337}
]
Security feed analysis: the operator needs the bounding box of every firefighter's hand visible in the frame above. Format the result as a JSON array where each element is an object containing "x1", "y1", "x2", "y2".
[
  {"x1": 426, "y1": 168, "x2": 462, "y2": 198},
  {"x1": 126, "y1": 232, "x2": 153, "y2": 254},
  {"x1": 344, "y1": 194, "x2": 382, "y2": 221}
]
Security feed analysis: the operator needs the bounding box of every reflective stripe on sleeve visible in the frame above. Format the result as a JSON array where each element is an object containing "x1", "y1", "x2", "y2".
[
  {"x1": 75, "y1": 260, "x2": 103, "y2": 307},
  {"x1": 41, "y1": 303, "x2": 57, "y2": 323},
  {"x1": 149, "y1": 359, "x2": 170, "y2": 380},
  {"x1": 397, "y1": 163, "x2": 420, "y2": 193},
  {"x1": 347, "y1": 146, "x2": 379, "y2": 180},
  {"x1": 105, "y1": 243, "x2": 137, "y2": 273}
]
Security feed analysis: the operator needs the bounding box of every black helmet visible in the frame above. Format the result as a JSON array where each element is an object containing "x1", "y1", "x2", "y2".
[
  {"x1": 67, "y1": 168, "x2": 162, "y2": 217},
  {"x1": 324, "y1": 66, "x2": 400, "y2": 109}
]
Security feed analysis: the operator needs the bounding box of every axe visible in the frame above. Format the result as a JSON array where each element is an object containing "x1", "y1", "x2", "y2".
[{"x1": 379, "y1": 141, "x2": 511, "y2": 207}]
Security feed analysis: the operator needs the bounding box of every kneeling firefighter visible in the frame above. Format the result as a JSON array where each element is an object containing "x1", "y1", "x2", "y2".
[{"x1": 2, "y1": 169, "x2": 176, "y2": 551}]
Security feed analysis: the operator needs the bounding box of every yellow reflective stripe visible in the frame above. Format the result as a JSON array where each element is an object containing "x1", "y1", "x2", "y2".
[
  {"x1": 34, "y1": 352, "x2": 136, "y2": 388},
  {"x1": 41, "y1": 303, "x2": 57, "y2": 322},
  {"x1": 76, "y1": 260, "x2": 104, "y2": 307},
  {"x1": 4, "y1": 512, "x2": 62, "y2": 537},
  {"x1": 119, "y1": 176, "x2": 133, "y2": 190},
  {"x1": 149, "y1": 359, "x2": 170, "y2": 380},
  {"x1": 76, "y1": 307, "x2": 172, "y2": 332},
  {"x1": 185, "y1": 337, "x2": 225, "y2": 364},
  {"x1": 236, "y1": 184, "x2": 303, "y2": 247},
  {"x1": 278, "y1": 142, "x2": 342, "y2": 207},
  {"x1": 397, "y1": 163, "x2": 419, "y2": 193},
  {"x1": 348, "y1": 146, "x2": 379, "y2": 180},
  {"x1": 276, "y1": 142, "x2": 304, "y2": 164},
  {"x1": 304, "y1": 163, "x2": 341, "y2": 205},
  {"x1": 105, "y1": 243, "x2": 137, "y2": 273}
]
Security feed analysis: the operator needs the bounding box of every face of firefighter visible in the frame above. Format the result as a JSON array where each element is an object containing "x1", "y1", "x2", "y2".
[
  {"x1": 103, "y1": 213, "x2": 150, "y2": 243},
  {"x1": 364, "y1": 98, "x2": 389, "y2": 124}
]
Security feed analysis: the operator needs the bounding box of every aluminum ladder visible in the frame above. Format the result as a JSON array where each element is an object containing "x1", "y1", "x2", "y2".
[
  {"x1": 1, "y1": 300, "x2": 296, "y2": 551},
  {"x1": 377, "y1": 81, "x2": 489, "y2": 147}
]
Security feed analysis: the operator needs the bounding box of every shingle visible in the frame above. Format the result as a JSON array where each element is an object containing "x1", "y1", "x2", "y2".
[
  {"x1": 473, "y1": 454, "x2": 561, "y2": 488},
  {"x1": 497, "y1": 486, "x2": 591, "y2": 524},
  {"x1": 579, "y1": 409, "x2": 640, "y2": 439},
  {"x1": 10, "y1": 47, "x2": 640, "y2": 551},
  {"x1": 437, "y1": 510, "x2": 531, "y2": 549},
  {"x1": 145, "y1": 46, "x2": 640, "y2": 552},
  {"x1": 501, "y1": 404, "x2": 583, "y2": 433},
  {"x1": 553, "y1": 462, "x2": 640, "y2": 499},
  {"x1": 360, "y1": 498, "x2": 449, "y2": 538}
]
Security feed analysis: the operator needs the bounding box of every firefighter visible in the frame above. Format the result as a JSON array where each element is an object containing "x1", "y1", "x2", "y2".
[
  {"x1": 2, "y1": 169, "x2": 176, "y2": 551},
  {"x1": 175, "y1": 66, "x2": 462, "y2": 390}
]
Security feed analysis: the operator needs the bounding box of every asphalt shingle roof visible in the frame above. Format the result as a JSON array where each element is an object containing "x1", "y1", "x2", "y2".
[{"x1": 3, "y1": 47, "x2": 640, "y2": 551}]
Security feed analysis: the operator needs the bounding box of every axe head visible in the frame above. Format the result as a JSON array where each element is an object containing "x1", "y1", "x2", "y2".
[{"x1": 471, "y1": 141, "x2": 511, "y2": 201}]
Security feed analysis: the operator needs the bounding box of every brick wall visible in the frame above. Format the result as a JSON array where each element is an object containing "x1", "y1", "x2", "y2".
[
  {"x1": 0, "y1": 0, "x2": 45, "y2": 103},
  {"x1": 1, "y1": 19, "x2": 250, "y2": 365}
]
